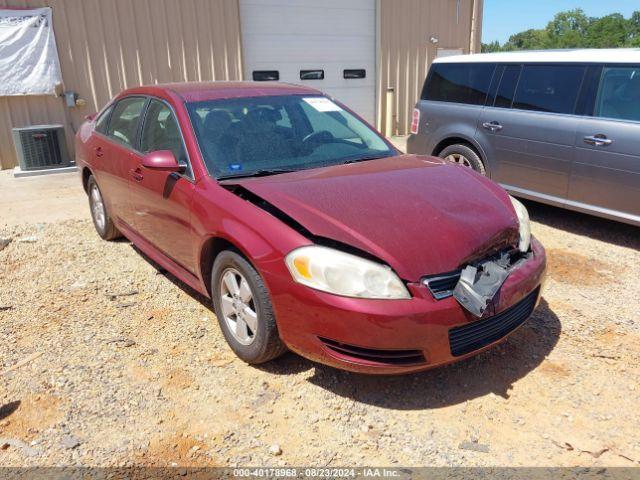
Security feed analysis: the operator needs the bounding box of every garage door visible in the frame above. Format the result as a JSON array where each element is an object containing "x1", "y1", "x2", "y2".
[{"x1": 240, "y1": 0, "x2": 376, "y2": 123}]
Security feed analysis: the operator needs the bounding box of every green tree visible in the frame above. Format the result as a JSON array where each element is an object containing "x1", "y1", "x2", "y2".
[
  {"x1": 503, "y1": 29, "x2": 550, "y2": 50},
  {"x1": 483, "y1": 8, "x2": 640, "y2": 51},
  {"x1": 545, "y1": 9, "x2": 590, "y2": 48},
  {"x1": 586, "y1": 13, "x2": 629, "y2": 48},
  {"x1": 481, "y1": 40, "x2": 502, "y2": 53},
  {"x1": 629, "y1": 11, "x2": 640, "y2": 46}
]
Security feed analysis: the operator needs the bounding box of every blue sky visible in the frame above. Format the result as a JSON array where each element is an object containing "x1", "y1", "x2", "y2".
[{"x1": 482, "y1": 0, "x2": 639, "y2": 44}]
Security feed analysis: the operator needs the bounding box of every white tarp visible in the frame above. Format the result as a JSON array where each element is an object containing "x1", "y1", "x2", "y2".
[{"x1": 0, "y1": 7, "x2": 62, "y2": 96}]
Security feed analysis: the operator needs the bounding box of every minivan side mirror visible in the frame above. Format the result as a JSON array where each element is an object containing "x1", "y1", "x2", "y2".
[{"x1": 141, "y1": 150, "x2": 184, "y2": 173}]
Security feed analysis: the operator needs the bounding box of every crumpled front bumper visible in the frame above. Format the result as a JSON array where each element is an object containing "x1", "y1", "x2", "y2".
[{"x1": 265, "y1": 236, "x2": 547, "y2": 375}]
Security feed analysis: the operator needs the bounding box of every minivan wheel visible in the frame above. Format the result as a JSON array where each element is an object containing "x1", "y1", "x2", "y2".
[
  {"x1": 87, "y1": 176, "x2": 121, "y2": 240},
  {"x1": 439, "y1": 144, "x2": 486, "y2": 175},
  {"x1": 211, "y1": 250, "x2": 287, "y2": 364}
]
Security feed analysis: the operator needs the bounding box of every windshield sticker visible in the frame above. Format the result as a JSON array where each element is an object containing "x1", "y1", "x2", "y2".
[
  {"x1": 303, "y1": 97, "x2": 342, "y2": 112},
  {"x1": 228, "y1": 163, "x2": 243, "y2": 171}
]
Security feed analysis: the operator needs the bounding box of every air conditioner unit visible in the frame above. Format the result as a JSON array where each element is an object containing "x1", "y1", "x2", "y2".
[{"x1": 12, "y1": 125, "x2": 71, "y2": 171}]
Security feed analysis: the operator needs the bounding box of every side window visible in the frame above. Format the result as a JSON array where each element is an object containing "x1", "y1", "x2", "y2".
[
  {"x1": 512, "y1": 65, "x2": 585, "y2": 115},
  {"x1": 594, "y1": 66, "x2": 640, "y2": 122},
  {"x1": 94, "y1": 106, "x2": 113, "y2": 134},
  {"x1": 107, "y1": 97, "x2": 146, "y2": 147},
  {"x1": 140, "y1": 100, "x2": 190, "y2": 174},
  {"x1": 494, "y1": 65, "x2": 521, "y2": 108},
  {"x1": 423, "y1": 63, "x2": 496, "y2": 106}
]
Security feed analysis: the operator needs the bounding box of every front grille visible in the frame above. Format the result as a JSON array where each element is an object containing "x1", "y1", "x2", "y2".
[
  {"x1": 448, "y1": 288, "x2": 539, "y2": 357},
  {"x1": 319, "y1": 337, "x2": 426, "y2": 366},
  {"x1": 423, "y1": 270, "x2": 461, "y2": 300}
]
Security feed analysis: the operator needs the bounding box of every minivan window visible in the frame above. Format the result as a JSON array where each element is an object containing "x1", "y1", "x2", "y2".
[
  {"x1": 107, "y1": 97, "x2": 147, "y2": 147},
  {"x1": 512, "y1": 65, "x2": 585, "y2": 115},
  {"x1": 594, "y1": 66, "x2": 640, "y2": 122},
  {"x1": 423, "y1": 63, "x2": 496, "y2": 106},
  {"x1": 494, "y1": 65, "x2": 521, "y2": 109}
]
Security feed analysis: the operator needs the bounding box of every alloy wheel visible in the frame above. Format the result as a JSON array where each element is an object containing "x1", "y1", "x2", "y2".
[
  {"x1": 90, "y1": 184, "x2": 106, "y2": 231},
  {"x1": 219, "y1": 268, "x2": 258, "y2": 345},
  {"x1": 445, "y1": 153, "x2": 472, "y2": 168}
]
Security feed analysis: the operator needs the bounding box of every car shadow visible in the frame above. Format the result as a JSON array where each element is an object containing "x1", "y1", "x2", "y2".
[
  {"x1": 129, "y1": 244, "x2": 561, "y2": 409},
  {"x1": 129, "y1": 244, "x2": 213, "y2": 307},
  {"x1": 524, "y1": 199, "x2": 639, "y2": 250}
]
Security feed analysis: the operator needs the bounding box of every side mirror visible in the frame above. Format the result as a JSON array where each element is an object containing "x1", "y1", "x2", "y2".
[{"x1": 141, "y1": 150, "x2": 185, "y2": 173}]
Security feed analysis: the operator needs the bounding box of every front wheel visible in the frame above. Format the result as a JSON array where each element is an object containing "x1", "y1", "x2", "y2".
[
  {"x1": 87, "y1": 176, "x2": 121, "y2": 240},
  {"x1": 211, "y1": 250, "x2": 287, "y2": 364},
  {"x1": 439, "y1": 144, "x2": 486, "y2": 175}
]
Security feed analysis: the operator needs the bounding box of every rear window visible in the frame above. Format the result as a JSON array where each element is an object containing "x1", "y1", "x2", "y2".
[
  {"x1": 512, "y1": 65, "x2": 585, "y2": 115},
  {"x1": 422, "y1": 63, "x2": 495, "y2": 106}
]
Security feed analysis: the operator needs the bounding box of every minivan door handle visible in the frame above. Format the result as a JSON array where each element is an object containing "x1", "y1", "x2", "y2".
[
  {"x1": 482, "y1": 121, "x2": 503, "y2": 132},
  {"x1": 584, "y1": 134, "x2": 613, "y2": 146}
]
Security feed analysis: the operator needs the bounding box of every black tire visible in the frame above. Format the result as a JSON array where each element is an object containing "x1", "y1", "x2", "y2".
[
  {"x1": 211, "y1": 250, "x2": 287, "y2": 364},
  {"x1": 439, "y1": 144, "x2": 486, "y2": 175},
  {"x1": 87, "y1": 175, "x2": 121, "y2": 240}
]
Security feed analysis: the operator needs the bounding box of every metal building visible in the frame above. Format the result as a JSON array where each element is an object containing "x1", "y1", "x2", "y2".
[{"x1": 0, "y1": 0, "x2": 482, "y2": 170}]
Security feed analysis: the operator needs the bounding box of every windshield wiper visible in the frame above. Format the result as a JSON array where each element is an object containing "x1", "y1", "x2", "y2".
[
  {"x1": 218, "y1": 168, "x2": 298, "y2": 180},
  {"x1": 342, "y1": 154, "x2": 390, "y2": 164}
]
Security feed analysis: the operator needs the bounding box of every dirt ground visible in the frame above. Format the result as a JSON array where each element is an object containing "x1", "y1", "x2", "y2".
[
  {"x1": 0, "y1": 171, "x2": 639, "y2": 467},
  {"x1": 0, "y1": 169, "x2": 87, "y2": 228}
]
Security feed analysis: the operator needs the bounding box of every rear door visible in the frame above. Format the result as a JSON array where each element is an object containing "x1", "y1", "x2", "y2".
[
  {"x1": 90, "y1": 96, "x2": 147, "y2": 227},
  {"x1": 128, "y1": 98, "x2": 197, "y2": 273},
  {"x1": 478, "y1": 64, "x2": 586, "y2": 200},
  {"x1": 571, "y1": 65, "x2": 640, "y2": 222}
]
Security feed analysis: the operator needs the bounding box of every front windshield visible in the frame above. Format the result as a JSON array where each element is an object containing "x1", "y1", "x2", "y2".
[{"x1": 186, "y1": 95, "x2": 396, "y2": 179}]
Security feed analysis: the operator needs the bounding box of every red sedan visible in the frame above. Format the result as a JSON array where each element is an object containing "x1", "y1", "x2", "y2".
[{"x1": 76, "y1": 82, "x2": 546, "y2": 374}]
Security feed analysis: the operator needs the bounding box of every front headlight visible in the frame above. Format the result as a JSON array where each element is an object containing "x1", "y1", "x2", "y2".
[
  {"x1": 509, "y1": 196, "x2": 531, "y2": 253},
  {"x1": 285, "y1": 246, "x2": 410, "y2": 299}
]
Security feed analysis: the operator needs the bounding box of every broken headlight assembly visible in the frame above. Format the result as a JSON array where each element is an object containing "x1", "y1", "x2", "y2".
[
  {"x1": 509, "y1": 195, "x2": 531, "y2": 253},
  {"x1": 285, "y1": 245, "x2": 411, "y2": 299}
]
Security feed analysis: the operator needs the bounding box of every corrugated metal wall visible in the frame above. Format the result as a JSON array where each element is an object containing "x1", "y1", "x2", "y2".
[
  {"x1": 0, "y1": 0, "x2": 481, "y2": 169},
  {"x1": 0, "y1": 0, "x2": 243, "y2": 170},
  {"x1": 377, "y1": 0, "x2": 482, "y2": 135}
]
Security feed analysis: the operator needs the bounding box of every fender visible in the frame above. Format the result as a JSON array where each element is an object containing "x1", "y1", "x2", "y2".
[{"x1": 429, "y1": 128, "x2": 494, "y2": 178}]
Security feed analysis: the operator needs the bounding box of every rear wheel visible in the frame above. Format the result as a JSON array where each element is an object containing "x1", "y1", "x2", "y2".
[
  {"x1": 211, "y1": 250, "x2": 287, "y2": 364},
  {"x1": 87, "y1": 176, "x2": 121, "y2": 240},
  {"x1": 439, "y1": 144, "x2": 486, "y2": 175}
]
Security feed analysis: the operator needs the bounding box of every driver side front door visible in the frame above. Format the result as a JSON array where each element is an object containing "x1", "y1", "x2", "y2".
[{"x1": 128, "y1": 98, "x2": 197, "y2": 274}]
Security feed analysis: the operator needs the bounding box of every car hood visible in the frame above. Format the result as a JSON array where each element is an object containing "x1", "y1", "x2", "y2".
[{"x1": 231, "y1": 155, "x2": 519, "y2": 281}]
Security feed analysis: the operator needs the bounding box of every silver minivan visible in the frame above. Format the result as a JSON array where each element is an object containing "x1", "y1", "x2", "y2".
[{"x1": 407, "y1": 49, "x2": 640, "y2": 227}]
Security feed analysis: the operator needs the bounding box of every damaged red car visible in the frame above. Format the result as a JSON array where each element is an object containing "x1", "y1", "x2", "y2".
[{"x1": 76, "y1": 82, "x2": 546, "y2": 374}]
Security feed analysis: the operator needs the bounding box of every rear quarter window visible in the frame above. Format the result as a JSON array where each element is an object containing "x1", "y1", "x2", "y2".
[{"x1": 422, "y1": 63, "x2": 496, "y2": 106}]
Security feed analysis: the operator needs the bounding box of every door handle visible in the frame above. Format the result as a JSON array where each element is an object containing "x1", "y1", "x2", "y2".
[
  {"x1": 583, "y1": 134, "x2": 613, "y2": 146},
  {"x1": 94, "y1": 146, "x2": 104, "y2": 158},
  {"x1": 131, "y1": 167, "x2": 144, "y2": 182},
  {"x1": 482, "y1": 121, "x2": 503, "y2": 132}
]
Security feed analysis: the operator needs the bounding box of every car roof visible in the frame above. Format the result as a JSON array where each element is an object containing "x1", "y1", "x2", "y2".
[
  {"x1": 121, "y1": 81, "x2": 323, "y2": 103},
  {"x1": 434, "y1": 48, "x2": 640, "y2": 64}
]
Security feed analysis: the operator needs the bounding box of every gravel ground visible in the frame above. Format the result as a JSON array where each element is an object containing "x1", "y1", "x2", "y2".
[{"x1": 0, "y1": 201, "x2": 639, "y2": 467}]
